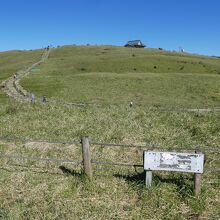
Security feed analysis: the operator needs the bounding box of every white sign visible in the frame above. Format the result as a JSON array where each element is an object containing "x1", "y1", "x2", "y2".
[{"x1": 144, "y1": 151, "x2": 204, "y2": 173}]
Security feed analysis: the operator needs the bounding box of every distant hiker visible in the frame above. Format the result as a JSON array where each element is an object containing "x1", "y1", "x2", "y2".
[
  {"x1": 129, "y1": 101, "x2": 133, "y2": 107},
  {"x1": 47, "y1": 46, "x2": 50, "y2": 51},
  {"x1": 13, "y1": 74, "x2": 17, "y2": 80},
  {"x1": 42, "y1": 96, "x2": 47, "y2": 103},
  {"x1": 31, "y1": 93, "x2": 35, "y2": 103}
]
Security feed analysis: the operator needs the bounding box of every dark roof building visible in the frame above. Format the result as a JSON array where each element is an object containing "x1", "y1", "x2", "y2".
[{"x1": 125, "y1": 40, "x2": 146, "y2": 48}]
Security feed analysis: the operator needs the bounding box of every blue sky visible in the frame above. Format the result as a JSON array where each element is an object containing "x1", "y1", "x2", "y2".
[{"x1": 0, "y1": 0, "x2": 219, "y2": 56}]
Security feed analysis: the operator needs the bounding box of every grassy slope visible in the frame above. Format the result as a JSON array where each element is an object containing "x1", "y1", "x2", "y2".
[
  {"x1": 0, "y1": 49, "x2": 43, "y2": 104},
  {"x1": 21, "y1": 46, "x2": 220, "y2": 108},
  {"x1": 0, "y1": 103, "x2": 219, "y2": 219},
  {"x1": 0, "y1": 46, "x2": 219, "y2": 219}
]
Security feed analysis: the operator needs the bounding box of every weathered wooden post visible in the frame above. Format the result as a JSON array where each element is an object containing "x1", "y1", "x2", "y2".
[
  {"x1": 81, "y1": 136, "x2": 93, "y2": 179},
  {"x1": 194, "y1": 150, "x2": 202, "y2": 196}
]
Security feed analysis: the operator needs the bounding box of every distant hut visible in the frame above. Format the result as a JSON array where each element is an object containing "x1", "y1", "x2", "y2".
[{"x1": 124, "y1": 40, "x2": 146, "y2": 48}]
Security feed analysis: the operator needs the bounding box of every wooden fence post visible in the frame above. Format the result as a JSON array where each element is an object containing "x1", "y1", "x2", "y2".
[
  {"x1": 81, "y1": 136, "x2": 93, "y2": 179},
  {"x1": 194, "y1": 150, "x2": 202, "y2": 196}
]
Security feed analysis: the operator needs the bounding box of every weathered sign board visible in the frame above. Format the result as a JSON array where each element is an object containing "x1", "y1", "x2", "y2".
[
  {"x1": 143, "y1": 151, "x2": 205, "y2": 195},
  {"x1": 144, "y1": 151, "x2": 204, "y2": 173}
]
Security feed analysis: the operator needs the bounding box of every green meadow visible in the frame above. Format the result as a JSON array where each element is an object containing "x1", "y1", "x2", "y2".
[{"x1": 21, "y1": 46, "x2": 220, "y2": 108}]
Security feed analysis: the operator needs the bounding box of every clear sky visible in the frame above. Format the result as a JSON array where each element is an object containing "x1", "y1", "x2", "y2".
[{"x1": 0, "y1": 0, "x2": 219, "y2": 56}]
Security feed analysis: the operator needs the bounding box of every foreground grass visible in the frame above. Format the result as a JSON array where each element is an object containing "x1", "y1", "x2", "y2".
[
  {"x1": 0, "y1": 103, "x2": 219, "y2": 146},
  {"x1": 21, "y1": 46, "x2": 220, "y2": 108},
  {"x1": 0, "y1": 103, "x2": 219, "y2": 219}
]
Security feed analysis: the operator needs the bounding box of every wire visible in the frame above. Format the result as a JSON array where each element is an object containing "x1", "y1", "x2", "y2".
[
  {"x1": 92, "y1": 160, "x2": 143, "y2": 168},
  {"x1": 0, "y1": 136, "x2": 219, "y2": 152},
  {"x1": 0, "y1": 152, "x2": 219, "y2": 173},
  {"x1": 0, "y1": 153, "x2": 82, "y2": 165},
  {"x1": 0, "y1": 137, "x2": 80, "y2": 145},
  {"x1": 91, "y1": 142, "x2": 220, "y2": 153},
  {"x1": 205, "y1": 168, "x2": 220, "y2": 173},
  {"x1": 91, "y1": 142, "x2": 145, "y2": 148}
]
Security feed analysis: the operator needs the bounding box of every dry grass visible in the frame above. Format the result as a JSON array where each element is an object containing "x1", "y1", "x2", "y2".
[{"x1": 0, "y1": 103, "x2": 219, "y2": 219}]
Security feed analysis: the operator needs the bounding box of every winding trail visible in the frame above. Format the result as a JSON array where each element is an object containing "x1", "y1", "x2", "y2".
[
  {"x1": 1, "y1": 48, "x2": 86, "y2": 107},
  {"x1": 1, "y1": 49, "x2": 220, "y2": 112},
  {"x1": 1, "y1": 49, "x2": 50, "y2": 103}
]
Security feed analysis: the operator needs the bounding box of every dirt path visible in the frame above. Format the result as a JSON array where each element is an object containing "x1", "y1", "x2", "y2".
[
  {"x1": 1, "y1": 49, "x2": 50, "y2": 103},
  {"x1": 1, "y1": 48, "x2": 86, "y2": 107}
]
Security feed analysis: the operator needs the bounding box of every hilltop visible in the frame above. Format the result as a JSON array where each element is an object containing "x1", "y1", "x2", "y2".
[{"x1": 20, "y1": 45, "x2": 220, "y2": 108}]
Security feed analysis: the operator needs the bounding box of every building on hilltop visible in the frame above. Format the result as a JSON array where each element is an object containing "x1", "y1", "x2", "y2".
[{"x1": 124, "y1": 40, "x2": 146, "y2": 48}]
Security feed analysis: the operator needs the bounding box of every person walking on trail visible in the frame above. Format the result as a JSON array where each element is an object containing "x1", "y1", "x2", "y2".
[{"x1": 31, "y1": 93, "x2": 35, "y2": 103}]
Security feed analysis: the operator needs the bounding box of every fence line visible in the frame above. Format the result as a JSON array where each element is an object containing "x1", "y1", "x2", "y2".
[
  {"x1": 91, "y1": 142, "x2": 220, "y2": 153},
  {"x1": 0, "y1": 152, "x2": 220, "y2": 173},
  {"x1": 0, "y1": 137, "x2": 80, "y2": 145},
  {"x1": 0, "y1": 153, "x2": 82, "y2": 165},
  {"x1": 58, "y1": 100, "x2": 220, "y2": 113},
  {"x1": 205, "y1": 168, "x2": 220, "y2": 173},
  {"x1": 0, "y1": 137, "x2": 219, "y2": 174},
  {"x1": 0, "y1": 136, "x2": 219, "y2": 153},
  {"x1": 91, "y1": 160, "x2": 143, "y2": 168}
]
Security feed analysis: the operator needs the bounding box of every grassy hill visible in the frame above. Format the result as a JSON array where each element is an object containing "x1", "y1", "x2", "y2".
[
  {"x1": 21, "y1": 45, "x2": 220, "y2": 108},
  {"x1": 0, "y1": 49, "x2": 43, "y2": 104},
  {"x1": 0, "y1": 46, "x2": 219, "y2": 219}
]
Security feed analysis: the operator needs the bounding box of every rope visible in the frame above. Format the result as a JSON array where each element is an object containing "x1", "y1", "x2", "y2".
[
  {"x1": 0, "y1": 137, "x2": 219, "y2": 153},
  {"x1": 91, "y1": 142, "x2": 220, "y2": 153},
  {"x1": 0, "y1": 137, "x2": 80, "y2": 145},
  {"x1": 0, "y1": 152, "x2": 219, "y2": 173},
  {"x1": 205, "y1": 168, "x2": 220, "y2": 173},
  {"x1": 91, "y1": 160, "x2": 143, "y2": 167},
  {"x1": 0, "y1": 153, "x2": 82, "y2": 165}
]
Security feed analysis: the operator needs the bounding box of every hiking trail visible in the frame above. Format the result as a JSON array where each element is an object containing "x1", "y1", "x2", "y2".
[{"x1": 1, "y1": 49, "x2": 50, "y2": 103}]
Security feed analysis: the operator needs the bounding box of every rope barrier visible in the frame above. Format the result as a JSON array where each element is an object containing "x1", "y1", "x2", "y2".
[
  {"x1": 91, "y1": 142, "x2": 220, "y2": 153},
  {"x1": 205, "y1": 168, "x2": 220, "y2": 173},
  {"x1": 0, "y1": 153, "x2": 82, "y2": 165},
  {"x1": 0, "y1": 137, "x2": 219, "y2": 153},
  {"x1": 0, "y1": 137, "x2": 80, "y2": 145},
  {"x1": 91, "y1": 160, "x2": 143, "y2": 167},
  {"x1": 0, "y1": 137, "x2": 219, "y2": 173},
  {"x1": 0, "y1": 152, "x2": 219, "y2": 173}
]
